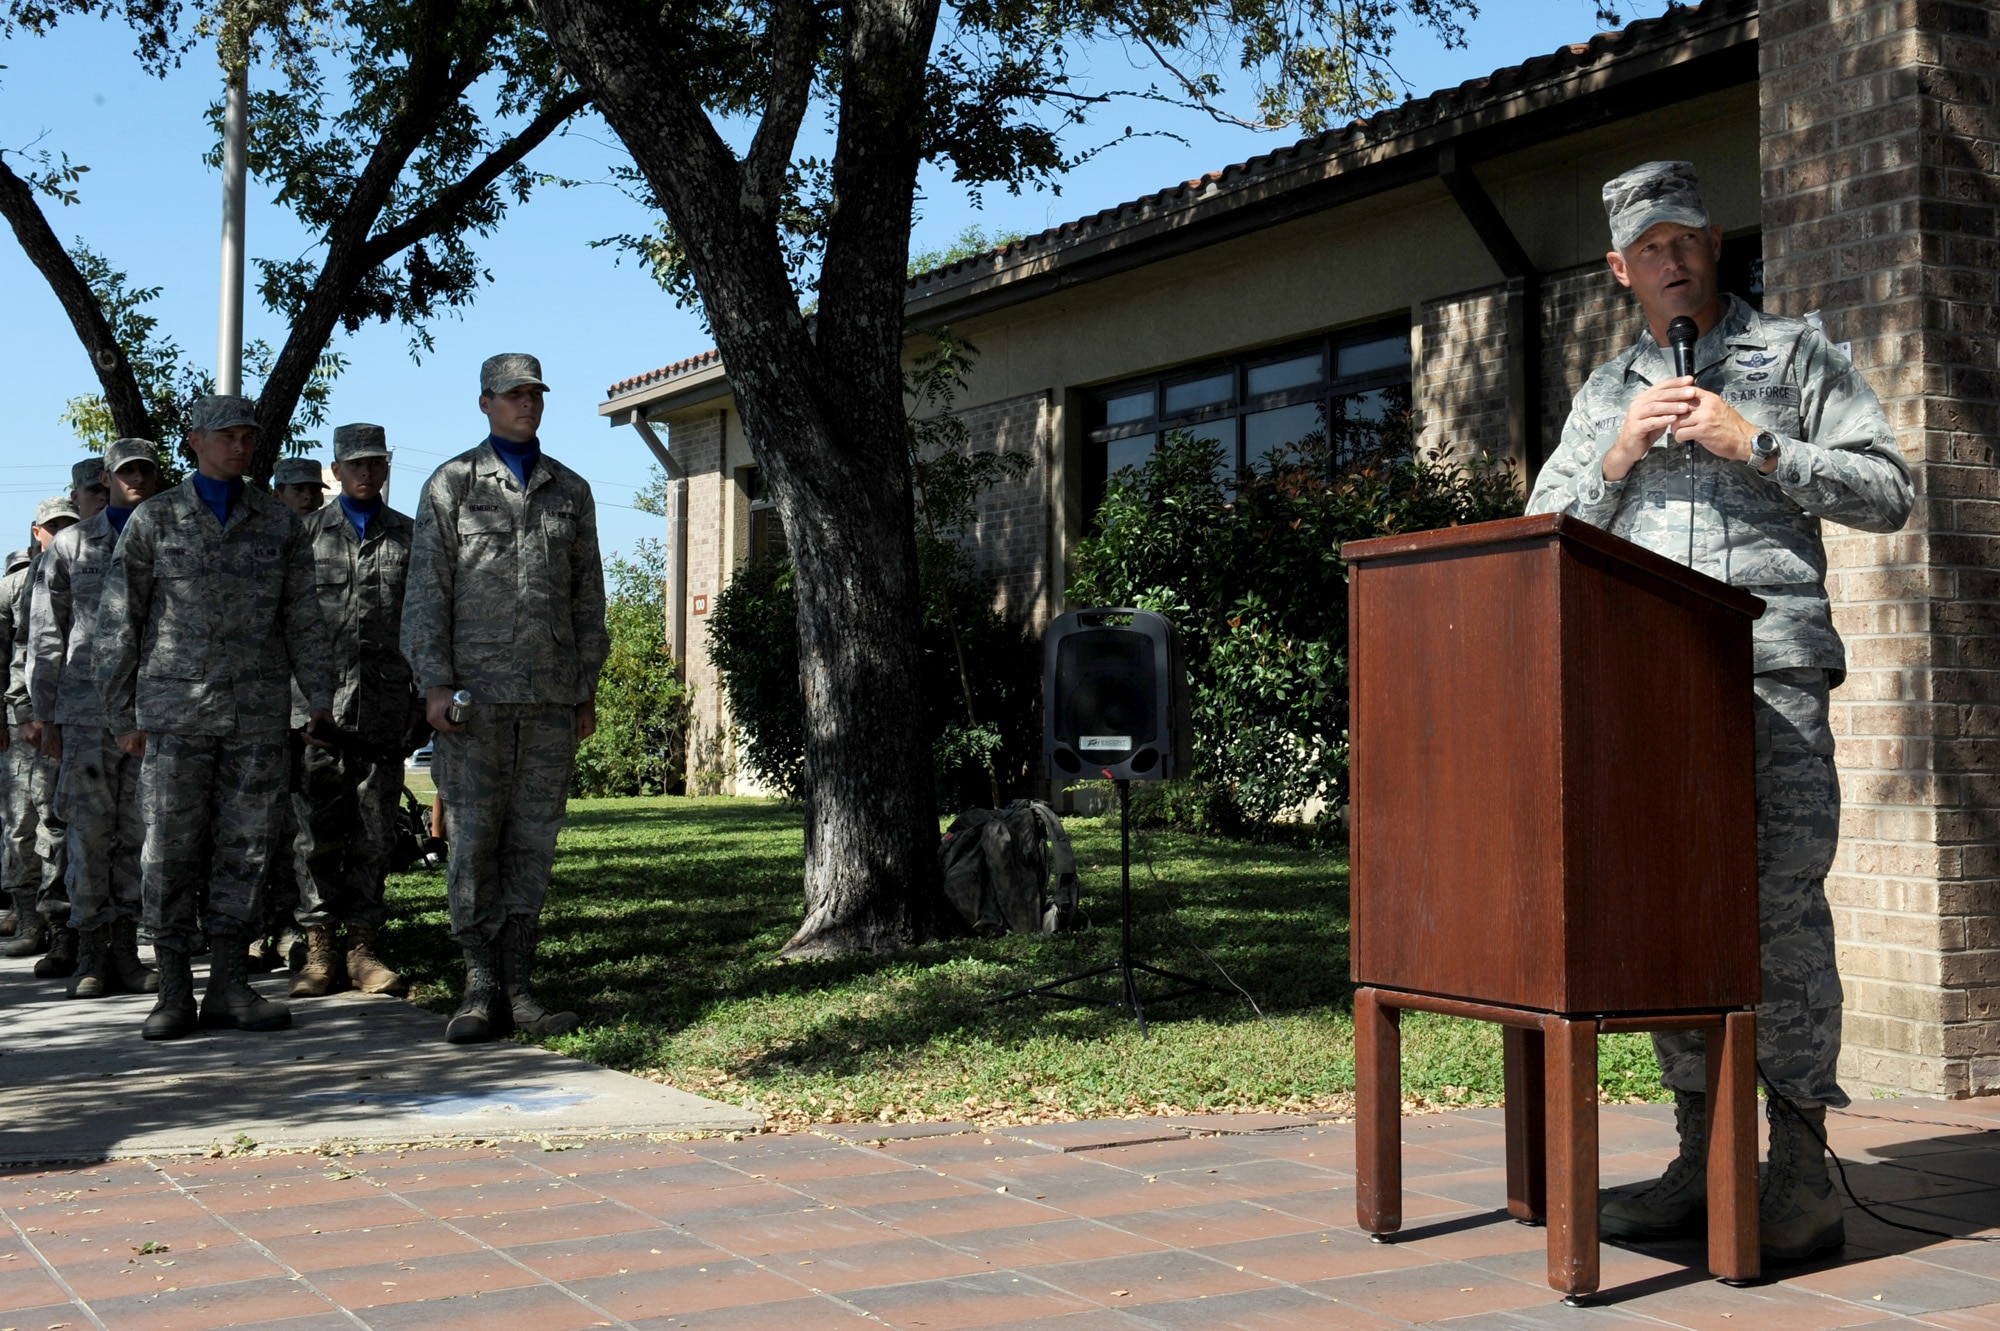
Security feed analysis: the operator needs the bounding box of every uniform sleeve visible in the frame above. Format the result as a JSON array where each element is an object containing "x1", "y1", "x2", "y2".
[
  {"x1": 1765, "y1": 331, "x2": 1914, "y2": 534},
  {"x1": 96, "y1": 516, "x2": 153, "y2": 736},
  {"x1": 401, "y1": 468, "x2": 459, "y2": 693},
  {"x1": 570, "y1": 482, "x2": 610, "y2": 694},
  {"x1": 1526, "y1": 395, "x2": 1627, "y2": 529},
  {"x1": 7, "y1": 567, "x2": 35, "y2": 722},
  {"x1": 27, "y1": 540, "x2": 71, "y2": 724},
  {"x1": 0, "y1": 573, "x2": 22, "y2": 727},
  {"x1": 280, "y1": 517, "x2": 337, "y2": 717}
]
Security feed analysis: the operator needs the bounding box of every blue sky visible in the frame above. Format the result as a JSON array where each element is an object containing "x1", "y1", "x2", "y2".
[{"x1": 1, "y1": 1, "x2": 1664, "y2": 559}]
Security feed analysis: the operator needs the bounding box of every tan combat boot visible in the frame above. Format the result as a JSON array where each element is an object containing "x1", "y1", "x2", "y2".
[
  {"x1": 1761, "y1": 1100, "x2": 1845, "y2": 1263},
  {"x1": 344, "y1": 926, "x2": 407, "y2": 996},
  {"x1": 1601, "y1": 1091, "x2": 1708, "y2": 1240},
  {"x1": 67, "y1": 926, "x2": 114, "y2": 999},
  {"x1": 290, "y1": 925, "x2": 343, "y2": 997}
]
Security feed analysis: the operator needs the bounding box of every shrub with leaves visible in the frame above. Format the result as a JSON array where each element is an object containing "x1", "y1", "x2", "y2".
[
  {"x1": 1068, "y1": 414, "x2": 1523, "y2": 836},
  {"x1": 572, "y1": 541, "x2": 691, "y2": 797}
]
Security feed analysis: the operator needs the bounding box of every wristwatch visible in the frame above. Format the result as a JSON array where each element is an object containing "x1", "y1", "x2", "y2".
[{"x1": 1750, "y1": 430, "x2": 1782, "y2": 469}]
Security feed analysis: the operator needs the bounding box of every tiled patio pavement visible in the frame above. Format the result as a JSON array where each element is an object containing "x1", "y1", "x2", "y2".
[{"x1": 4, "y1": 1097, "x2": 2000, "y2": 1330}]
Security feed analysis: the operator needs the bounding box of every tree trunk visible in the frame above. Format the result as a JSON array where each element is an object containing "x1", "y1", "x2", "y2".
[
  {"x1": 0, "y1": 155, "x2": 155, "y2": 441},
  {"x1": 535, "y1": 0, "x2": 951, "y2": 956}
]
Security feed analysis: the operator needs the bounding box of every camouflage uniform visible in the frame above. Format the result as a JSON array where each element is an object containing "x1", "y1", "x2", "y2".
[
  {"x1": 6, "y1": 548, "x2": 66, "y2": 926},
  {"x1": 1528, "y1": 292, "x2": 1914, "y2": 1108},
  {"x1": 289, "y1": 494, "x2": 419, "y2": 932},
  {"x1": 0, "y1": 549, "x2": 42, "y2": 908},
  {"x1": 29, "y1": 510, "x2": 144, "y2": 932},
  {"x1": 403, "y1": 437, "x2": 608, "y2": 945},
  {"x1": 96, "y1": 479, "x2": 336, "y2": 953}
]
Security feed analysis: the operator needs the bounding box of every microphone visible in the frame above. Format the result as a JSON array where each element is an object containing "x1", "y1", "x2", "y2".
[{"x1": 1667, "y1": 316, "x2": 1699, "y2": 379}]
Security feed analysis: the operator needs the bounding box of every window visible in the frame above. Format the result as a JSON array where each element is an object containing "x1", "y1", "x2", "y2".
[
  {"x1": 744, "y1": 466, "x2": 785, "y2": 564},
  {"x1": 1082, "y1": 320, "x2": 1413, "y2": 516}
]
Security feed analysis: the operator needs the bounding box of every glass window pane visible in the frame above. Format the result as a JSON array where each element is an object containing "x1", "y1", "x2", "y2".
[
  {"x1": 1162, "y1": 371, "x2": 1233, "y2": 415},
  {"x1": 1103, "y1": 389, "x2": 1153, "y2": 426},
  {"x1": 1244, "y1": 401, "x2": 1326, "y2": 471},
  {"x1": 1105, "y1": 432, "x2": 1157, "y2": 478},
  {"x1": 1246, "y1": 352, "x2": 1325, "y2": 398},
  {"x1": 1336, "y1": 334, "x2": 1411, "y2": 380}
]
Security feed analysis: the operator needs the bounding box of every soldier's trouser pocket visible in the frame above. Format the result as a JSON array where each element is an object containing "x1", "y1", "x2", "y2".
[
  {"x1": 60, "y1": 727, "x2": 144, "y2": 931},
  {"x1": 139, "y1": 734, "x2": 289, "y2": 950},
  {"x1": 436, "y1": 703, "x2": 579, "y2": 944}
]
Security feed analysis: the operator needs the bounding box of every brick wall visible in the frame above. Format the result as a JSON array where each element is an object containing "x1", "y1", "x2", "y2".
[
  {"x1": 668, "y1": 410, "x2": 736, "y2": 794},
  {"x1": 932, "y1": 389, "x2": 1056, "y2": 631},
  {"x1": 1761, "y1": 0, "x2": 2000, "y2": 1095},
  {"x1": 1419, "y1": 284, "x2": 1516, "y2": 462},
  {"x1": 1539, "y1": 262, "x2": 1640, "y2": 450}
]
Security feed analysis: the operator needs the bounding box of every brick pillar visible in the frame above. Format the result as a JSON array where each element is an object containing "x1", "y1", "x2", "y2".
[
  {"x1": 1760, "y1": 0, "x2": 2000, "y2": 1095},
  {"x1": 1419, "y1": 284, "x2": 1519, "y2": 464}
]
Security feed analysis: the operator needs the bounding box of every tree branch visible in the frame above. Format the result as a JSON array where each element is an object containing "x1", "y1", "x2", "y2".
[
  {"x1": 360, "y1": 86, "x2": 589, "y2": 267},
  {"x1": 0, "y1": 152, "x2": 154, "y2": 440},
  {"x1": 741, "y1": 0, "x2": 816, "y2": 220}
]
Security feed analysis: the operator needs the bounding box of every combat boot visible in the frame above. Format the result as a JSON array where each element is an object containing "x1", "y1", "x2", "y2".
[
  {"x1": 290, "y1": 925, "x2": 343, "y2": 998},
  {"x1": 142, "y1": 947, "x2": 198, "y2": 1040},
  {"x1": 1761, "y1": 1099, "x2": 1845, "y2": 1263},
  {"x1": 1, "y1": 892, "x2": 46, "y2": 956},
  {"x1": 108, "y1": 918, "x2": 159, "y2": 994},
  {"x1": 246, "y1": 935, "x2": 282, "y2": 973},
  {"x1": 34, "y1": 924, "x2": 79, "y2": 978},
  {"x1": 66, "y1": 926, "x2": 114, "y2": 998},
  {"x1": 277, "y1": 924, "x2": 306, "y2": 973},
  {"x1": 499, "y1": 915, "x2": 579, "y2": 1037},
  {"x1": 199, "y1": 932, "x2": 293, "y2": 1032},
  {"x1": 445, "y1": 942, "x2": 502, "y2": 1044},
  {"x1": 344, "y1": 925, "x2": 406, "y2": 996},
  {"x1": 1601, "y1": 1091, "x2": 1708, "y2": 1240},
  {"x1": 0, "y1": 899, "x2": 15, "y2": 934}
]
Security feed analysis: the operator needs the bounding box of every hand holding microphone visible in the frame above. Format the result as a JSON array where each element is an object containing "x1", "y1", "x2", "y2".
[{"x1": 1601, "y1": 316, "x2": 1757, "y2": 480}]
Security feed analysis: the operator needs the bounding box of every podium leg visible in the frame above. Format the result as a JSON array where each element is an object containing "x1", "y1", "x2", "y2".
[
  {"x1": 1504, "y1": 1025, "x2": 1548, "y2": 1223},
  {"x1": 1706, "y1": 1010, "x2": 1760, "y2": 1283},
  {"x1": 1543, "y1": 1014, "x2": 1599, "y2": 1298},
  {"x1": 1355, "y1": 987, "x2": 1402, "y2": 1236}
]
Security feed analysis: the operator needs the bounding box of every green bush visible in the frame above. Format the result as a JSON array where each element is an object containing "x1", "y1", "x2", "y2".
[
  {"x1": 704, "y1": 555, "x2": 808, "y2": 799},
  {"x1": 1068, "y1": 416, "x2": 1524, "y2": 836},
  {"x1": 572, "y1": 541, "x2": 691, "y2": 797}
]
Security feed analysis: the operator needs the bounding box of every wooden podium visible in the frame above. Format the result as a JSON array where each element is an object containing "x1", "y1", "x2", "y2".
[{"x1": 1341, "y1": 513, "x2": 1765, "y2": 1299}]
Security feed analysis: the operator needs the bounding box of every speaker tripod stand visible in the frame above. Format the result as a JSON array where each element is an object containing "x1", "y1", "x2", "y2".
[{"x1": 987, "y1": 779, "x2": 1227, "y2": 1037}]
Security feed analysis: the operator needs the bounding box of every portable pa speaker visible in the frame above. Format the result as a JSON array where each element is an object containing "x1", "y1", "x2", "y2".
[{"x1": 1044, "y1": 608, "x2": 1191, "y2": 782}]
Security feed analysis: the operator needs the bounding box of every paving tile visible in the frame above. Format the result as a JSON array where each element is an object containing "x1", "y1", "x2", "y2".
[
  {"x1": 681, "y1": 1200, "x2": 898, "y2": 1255},
  {"x1": 1133, "y1": 1284, "x2": 1402, "y2": 1329},
  {"x1": 505, "y1": 1227, "x2": 733, "y2": 1282},
  {"x1": 1140, "y1": 1158, "x2": 1355, "y2": 1203},
  {"x1": 88, "y1": 1273, "x2": 343, "y2": 1330},
  {"x1": 458, "y1": 1199, "x2": 670, "y2": 1247},
  {"x1": 1096, "y1": 1199, "x2": 1326, "y2": 1248},
  {"x1": 26, "y1": 1214, "x2": 242, "y2": 1266},
  {"x1": 566, "y1": 1256, "x2": 805, "y2": 1319},
  {"x1": 1785, "y1": 1251, "x2": 2000, "y2": 1315},
  {"x1": 1085, "y1": 1138, "x2": 1285, "y2": 1174},
  {"x1": 1891, "y1": 1149, "x2": 2000, "y2": 1188},
  {"x1": 878, "y1": 1134, "x2": 1057, "y2": 1167},
  {"x1": 840, "y1": 1269, "x2": 1096, "y2": 1328},
  {"x1": 257, "y1": 1217, "x2": 485, "y2": 1271},
  {"x1": 941, "y1": 1310, "x2": 1152, "y2": 1331},
  {"x1": 217, "y1": 1192, "x2": 424, "y2": 1237},
  {"x1": 791, "y1": 1165, "x2": 991, "y2": 1209},
  {"x1": 309, "y1": 1246, "x2": 549, "y2": 1308},
  {"x1": 0, "y1": 1263, "x2": 71, "y2": 1312},
  {"x1": 1301, "y1": 1256, "x2": 1554, "y2": 1322},
  {"x1": 1608, "y1": 1267, "x2": 1904, "y2": 1328},
  {"x1": 400, "y1": 1176, "x2": 600, "y2": 1218},
  {"x1": 608, "y1": 1180, "x2": 810, "y2": 1225},
  {"x1": 1385, "y1": 1209, "x2": 1555, "y2": 1261},
  {"x1": 780, "y1": 1234, "x2": 993, "y2": 1292},
  {"x1": 1917, "y1": 1304, "x2": 2000, "y2": 1329},
  {"x1": 999, "y1": 1122, "x2": 1192, "y2": 1153},
  {"x1": 1028, "y1": 1246, "x2": 1269, "y2": 1306},
  {"x1": 815, "y1": 1120, "x2": 980, "y2": 1143},
  {"x1": 357, "y1": 1278, "x2": 616, "y2": 1331},
  {"x1": 855, "y1": 1190, "x2": 1066, "y2": 1238},
  {"x1": 628, "y1": 1292, "x2": 883, "y2": 1327},
  {"x1": 933, "y1": 1217, "x2": 1168, "y2": 1268},
  {"x1": 1190, "y1": 1228, "x2": 1436, "y2": 1283},
  {"x1": 7, "y1": 1186, "x2": 200, "y2": 1230},
  {"x1": 0, "y1": 1300, "x2": 94, "y2": 1330},
  {"x1": 51, "y1": 1238, "x2": 283, "y2": 1300}
]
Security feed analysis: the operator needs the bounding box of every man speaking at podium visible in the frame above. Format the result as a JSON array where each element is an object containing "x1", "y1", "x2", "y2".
[{"x1": 1527, "y1": 162, "x2": 1912, "y2": 1262}]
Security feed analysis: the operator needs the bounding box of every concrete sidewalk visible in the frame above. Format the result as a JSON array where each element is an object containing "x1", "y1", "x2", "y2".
[
  {"x1": 4, "y1": 1098, "x2": 2000, "y2": 1328},
  {"x1": 0, "y1": 948, "x2": 759, "y2": 1162}
]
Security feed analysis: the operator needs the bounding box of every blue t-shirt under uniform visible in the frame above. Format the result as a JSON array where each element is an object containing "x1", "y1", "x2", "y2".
[
  {"x1": 339, "y1": 494, "x2": 381, "y2": 539},
  {"x1": 191, "y1": 473, "x2": 242, "y2": 527},
  {"x1": 489, "y1": 434, "x2": 540, "y2": 486}
]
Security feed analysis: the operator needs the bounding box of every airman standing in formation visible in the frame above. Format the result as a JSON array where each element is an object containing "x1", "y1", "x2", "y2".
[
  {"x1": 404, "y1": 354, "x2": 608, "y2": 1044},
  {"x1": 0, "y1": 543, "x2": 41, "y2": 949},
  {"x1": 28, "y1": 441, "x2": 168, "y2": 997},
  {"x1": 3, "y1": 495, "x2": 81, "y2": 973},
  {"x1": 97, "y1": 395, "x2": 338, "y2": 1041},
  {"x1": 1529, "y1": 161, "x2": 1913, "y2": 1263},
  {"x1": 287, "y1": 425, "x2": 418, "y2": 999}
]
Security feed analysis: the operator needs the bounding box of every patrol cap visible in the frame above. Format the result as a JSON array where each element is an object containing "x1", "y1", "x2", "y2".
[
  {"x1": 187, "y1": 394, "x2": 259, "y2": 433},
  {"x1": 104, "y1": 438, "x2": 161, "y2": 474},
  {"x1": 34, "y1": 496, "x2": 81, "y2": 527},
  {"x1": 1602, "y1": 160, "x2": 1711, "y2": 251},
  {"x1": 273, "y1": 457, "x2": 327, "y2": 487},
  {"x1": 481, "y1": 353, "x2": 550, "y2": 396},
  {"x1": 71, "y1": 458, "x2": 105, "y2": 490},
  {"x1": 333, "y1": 423, "x2": 390, "y2": 461}
]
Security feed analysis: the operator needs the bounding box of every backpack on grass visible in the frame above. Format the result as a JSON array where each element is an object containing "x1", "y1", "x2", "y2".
[{"x1": 939, "y1": 799, "x2": 1084, "y2": 936}]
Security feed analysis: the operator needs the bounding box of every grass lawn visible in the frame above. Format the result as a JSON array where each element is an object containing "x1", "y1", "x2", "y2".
[{"x1": 382, "y1": 795, "x2": 1668, "y2": 1128}]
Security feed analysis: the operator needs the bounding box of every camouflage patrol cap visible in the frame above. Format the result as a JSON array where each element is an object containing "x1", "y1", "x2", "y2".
[
  {"x1": 71, "y1": 458, "x2": 105, "y2": 490},
  {"x1": 333, "y1": 423, "x2": 390, "y2": 461},
  {"x1": 34, "y1": 496, "x2": 81, "y2": 528},
  {"x1": 481, "y1": 353, "x2": 550, "y2": 396},
  {"x1": 104, "y1": 438, "x2": 161, "y2": 473},
  {"x1": 1602, "y1": 160, "x2": 1711, "y2": 251},
  {"x1": 187, "y1": 394, "x2": 259, "y2": 433},
  {"x1": 273, "y1": 457, "x2": 327, "y2": 487}
]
